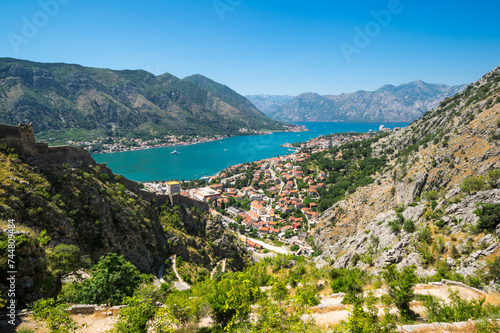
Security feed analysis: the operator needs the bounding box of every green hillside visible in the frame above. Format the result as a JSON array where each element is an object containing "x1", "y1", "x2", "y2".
[{"x1": 0, "y1": 58, "x2": 289, "y2": 144}]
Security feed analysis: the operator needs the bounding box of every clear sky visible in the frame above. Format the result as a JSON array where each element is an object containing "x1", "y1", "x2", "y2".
[{"x1": 1, "y1": 0, "x2": 499, "y2": 96}]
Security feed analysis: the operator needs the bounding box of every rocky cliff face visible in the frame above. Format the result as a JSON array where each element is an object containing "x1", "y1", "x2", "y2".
[
  {"x1": 312, "y1": 66, "x2": 500, "y2": 278},
  {"x1": 270, "y1": 81, "x2": 467, "y2": 122},
  {"x1": 0, "y1": 148, "x2": 250, "y2": 305}
]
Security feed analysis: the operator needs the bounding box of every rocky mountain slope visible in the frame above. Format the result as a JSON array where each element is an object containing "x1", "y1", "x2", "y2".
[
  {"x1": 245, "y1": 94, "x2": 295, "y2": 116},
  {"x1": 312, "y1": 66, "x2": 500, "y2": 279},
  {"x1": 0, "y1": 148, "x2": 249, "y2": 306},
  {"x1": 270, "y1": 81, "x2": 467, "y2": 122},
  {"x1": 0, "y1": 58, "x2": 289, "y2": 143}
]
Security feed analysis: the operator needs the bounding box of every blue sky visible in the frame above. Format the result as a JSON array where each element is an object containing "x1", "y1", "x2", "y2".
[{"x1": 1, "y1": 0, "x2": 499, "y2": 95}]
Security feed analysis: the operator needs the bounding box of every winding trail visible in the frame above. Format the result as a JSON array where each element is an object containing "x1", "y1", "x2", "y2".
[
  {"x1": 171, "y1": 255, "x2": 190, "y2": 291},
  {"x1": 210, "y1": 259, "x2": 227, "y2": 280},
  {"x1": 157, "y1": 261, "x2": 167, "y2": 284}
]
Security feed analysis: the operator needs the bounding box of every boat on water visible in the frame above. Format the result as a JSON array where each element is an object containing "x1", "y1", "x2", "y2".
[{"x1": 170, "y1": 150, "x2": 179, "y2": 155}]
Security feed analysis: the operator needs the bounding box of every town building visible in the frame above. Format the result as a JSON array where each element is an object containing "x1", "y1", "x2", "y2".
[
  {"x1": 166, "y1": 181, "x2": 181, "y2": 194},
  {"x1": 194, "y1": 187, "x2": 222, "y2": 203}
]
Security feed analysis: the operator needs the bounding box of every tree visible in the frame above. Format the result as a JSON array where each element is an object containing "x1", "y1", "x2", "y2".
[
  {"x1": 47, "y1": 244, "x2": 90, "y2": 276},
  {"x1": 487, "y1": 169, "x2": 500, "y2": 188},
  {"x1": 77, "y1": 253, "x2": 144, "y2": 305},
  {"x1": 474, "y1": 203, "x2": 500, "y2": 232},
  {"x1": 111, "y1": 296, "x2": 156, "y2": 333},
  {"x1": 256, "y1": 277, "x2": 318, "y2": 332},
  {"x1": 31, "y1": 298, "x2": 80, "y2": 333},
  {"x1": 460, "y1": 177, "x2": 486, "y2": 194},
  {"x1": 383, "y1": 265, "x2": 417, "y2": 322},
  {"x1": 206, "y1": 271, "x2": 258, "y2": 330}
]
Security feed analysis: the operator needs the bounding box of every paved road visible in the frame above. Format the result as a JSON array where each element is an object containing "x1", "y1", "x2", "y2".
[{"x1": 240, "y1": 236, "x2": 293, "y2": 255}]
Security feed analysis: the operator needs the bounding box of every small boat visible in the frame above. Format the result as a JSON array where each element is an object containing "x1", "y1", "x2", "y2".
[{"x1": 170, "y1": 150, "x2": 179, "y2": 155}]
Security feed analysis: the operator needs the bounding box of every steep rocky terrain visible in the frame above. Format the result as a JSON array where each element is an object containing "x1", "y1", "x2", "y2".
[
  {"x1": 0, "y1": 149, "x2": 249, "y2": 306},
  {"x1": 313, "y1": 66, "x2": 500, "y2": 279},
  {"x1": 271, "y1": 81, "x2": 467, "y2": 122},
  {"x1": 0, "y1": 58, "x2": 289, "y2": 143},
  {"x1": 245, "y1": 94, "x2": 295, "y2": 116}
]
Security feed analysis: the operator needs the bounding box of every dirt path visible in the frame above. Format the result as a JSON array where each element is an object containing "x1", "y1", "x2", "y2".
[
  {"x1": 171, "y1": 255, "x2": 190, "y2": 291},
  {"x1": 312, "y1": 282, "x2": 491, "y2": 329},
  {"x1": 12, "y1": 282, "x2": 497, "y2": 333},
  {"x1": 210, "y1": 259, "x2": 227, "y2": 280}
]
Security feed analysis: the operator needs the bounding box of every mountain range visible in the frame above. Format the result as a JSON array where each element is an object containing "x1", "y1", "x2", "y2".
[
  {"x1": 252, "y1": 81, "x2": 467, "y2": 123},
  {"x1": 0, "y1": 58, "x2": 289, "y2": 143},
  {"x1": 313, "y1": 64, "x2": 500, "y2": 276},
  {"x1": 245, "y1": 94, "x2": 295, "y2": 116}
]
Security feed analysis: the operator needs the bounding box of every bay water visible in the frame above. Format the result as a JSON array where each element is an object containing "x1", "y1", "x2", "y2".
[{"x1": 93, "y1": 122, "x2": 409, "y2": 182}]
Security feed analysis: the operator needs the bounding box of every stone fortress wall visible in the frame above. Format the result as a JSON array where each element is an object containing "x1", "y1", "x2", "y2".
[{"x1": 0, "y1": 123, "x2": 208, "y2": 211}]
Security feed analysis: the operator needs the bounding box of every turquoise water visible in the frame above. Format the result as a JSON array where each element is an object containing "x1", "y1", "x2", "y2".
[{"x1": 93, "y1": 122, "x2": 409, "y2": 182}]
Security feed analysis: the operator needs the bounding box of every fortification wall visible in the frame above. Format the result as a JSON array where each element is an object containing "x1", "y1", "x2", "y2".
[
  {"x1": 0, "y1": 124, "x2": 22, "y2": 140},
  {"x1": 0, "y1": 123, "x2": 208, "y2": 212},
  {"x1": 178, "y1": 195, "x2": 209, "y2": 211},
  {"x1": 44, "y1": 145, "x2": 96, "y2": 166}
]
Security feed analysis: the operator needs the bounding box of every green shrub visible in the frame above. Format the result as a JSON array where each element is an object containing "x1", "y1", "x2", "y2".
[
  {"x1": 417, "y1": 227, "x2": 433, "y2": 245},
  {"x1": 99, "y1": 173, "x2": 110, "y2": 181},
  {"x1": 383, "y1": 265, "x2": 418, "y2": 322},
  {"x1": 403, "y1": 219, "x2": 415, "y2": 233},
  {"x1": 47, "y1": 244, "x2": 91, "y2": 276},
  {"x1": 487, "y1": 257, "x2": 500, "y2": 283},
  {"x1": 329, "y1": 269, "x2": 367, "y2": 297},
  {"x1": 351, "y1": 253, "x2": 361, "y2": 267},
  {"x1": 31, "y1": 298, "x2": 80, "y2": 333},
  {"x1": 76, "y1": 253, "x2": 145, "y2": 305},
  {"x1": 460, "y1": 177, "x2": 486, "y2": 194},
  {"x1": 423, "y1": 291, "x2": 485, "y2": 323},
  {"x1": 473, "y1": 203, "x2": 500, "y2": 232},
  {"x1": 109, "y1": 296, "x2": 156, "y2": 333}
]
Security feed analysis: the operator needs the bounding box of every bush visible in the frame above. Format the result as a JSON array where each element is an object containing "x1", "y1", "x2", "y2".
[
  {"x1": 31, "y1": 298, "x2": 80, "y2": 333},
  {"x1": 487, "y1": 257, "x2": 500, "y2": 283},
  {"x1": 424, "y1": 291, "x2": 485, "y2": 323},
  {"x1": 473, "y1": 203, "x2": 500, "y2": 232},
  {"x1": 47, "y1": 244, "x2": 91, "y2": 276},
  {"x1": 76, "y1": 253, "x2": 145, "y2": 305},
  {"x1": 383, "y1": 265, "x2": 417, "y2": 322},
  {"x1": 460, "y1": 177, "x2": 486, "y2": 194},
  {"x1": 417, "y1": 227, "x2": 433, "y2": 245},
  {"x1": 329, "y1": 269, "x2": 367, "y2": 298},
  {"x1": 403, "y1": 219, "x2": 415, "y2": 233},
  {"x1": 109, "y1": 296, "x2": 156, "y2": 333},
  {"x1": 422, "y1": 191, "x2": 439, "y2": 201},
  {"x1": 488, "y1": 169, "x2": 500, "y2": 188},
  {"x1": 290, "y1": 244, "x2": 299, "y2": 251}
]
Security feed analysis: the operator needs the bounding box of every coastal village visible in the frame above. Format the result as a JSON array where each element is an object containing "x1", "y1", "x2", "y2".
[
  {"x1": 67, "y1": 134, "x2": 228, "y2": 154},
  {"x1": 67, "y1": 125, "x2": 307, "y2": 154},
  {"x1": 144, "y1": 130, "x2": 389, "y2": 256}
]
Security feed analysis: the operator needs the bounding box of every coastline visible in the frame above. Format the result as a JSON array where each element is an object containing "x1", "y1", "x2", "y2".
[
  {"x1": 92, "y1": 122, "x2": 408, "y2": 182},
  {"x1": 90, "y1": 127, "x2": 308, "y2": 156}
]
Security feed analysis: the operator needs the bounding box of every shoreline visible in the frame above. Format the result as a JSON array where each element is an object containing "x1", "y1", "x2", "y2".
[{"x1": 90, "y1": 128, "x2": 308, "y2": 156}]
